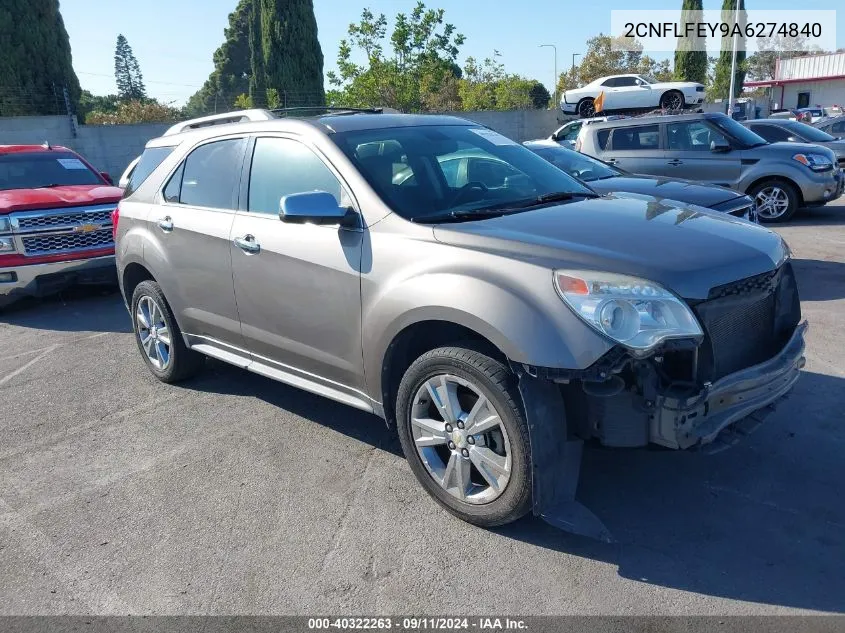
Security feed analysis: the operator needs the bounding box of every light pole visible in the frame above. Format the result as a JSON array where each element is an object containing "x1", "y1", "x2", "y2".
[
  {"x1": 571, "y1": 53, "x2": 580, "y2": 73},
  {"x1": 727, "y1": 1, "x2": 741, "y2": 117},
  {"x1": 540, "y1": 44, "x2": 558, "y2": 108}
]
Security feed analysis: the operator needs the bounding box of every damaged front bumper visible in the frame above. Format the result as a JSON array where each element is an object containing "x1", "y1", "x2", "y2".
[{"x1": 651, "y1": 320, "x2": 808, "y2": 451}]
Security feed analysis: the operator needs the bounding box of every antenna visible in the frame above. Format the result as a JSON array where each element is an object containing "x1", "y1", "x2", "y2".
[{"x1": 42, "y1": 140, "x2": 52, "y2": 150}]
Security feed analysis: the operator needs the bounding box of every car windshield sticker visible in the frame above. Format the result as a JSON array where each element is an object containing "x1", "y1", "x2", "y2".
[
  {"x1": 57, "y1": 158, "x2": 89, "y2": 170},
  {"x1": 468, "y1": 128, "x2": 519, "y2": 146}
]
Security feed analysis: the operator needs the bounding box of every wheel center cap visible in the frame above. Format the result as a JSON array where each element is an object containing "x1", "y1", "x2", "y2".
[
  {"x1": 451, "y1": 429, "x2": 467, "y2": 449},
  {"x1": 150, "y1": 327, "x2": 158, "y2": 340}
]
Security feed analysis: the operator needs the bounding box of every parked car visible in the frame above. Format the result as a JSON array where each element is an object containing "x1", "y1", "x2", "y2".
[
  {"x1": 576, "y1": 112, "x2": 842, "y2": 222},
  {"x1": 793, "y1": 107, "x2": 825, "y2": 124},
  {"x1": 548, "y1": 116, "x2": 629, "y2": 148},
  {"x1": 560, "y1": 74, "x2": 705, "y2": 118},
  {"x1": 0, "y1": 144, "x2": 122, "y2": 308},
  {"x1": 524, "y1": 140, "x2": 757, "y2": 222},
  {"x1": 118, "y1": 156, "x2": 140, "y2": 190},
  {"x1": 768, "y1": 110, "x2": 797, "y2": 120},
  {"x1": 743, "y1": 118, "x2": 845, "y2": 170},
  {"x1": 814, "y1": 115, "x2": 845, "y2": 136},
  {"x1": 116, "y1": 109, "x2": 806, "y2": 537}
]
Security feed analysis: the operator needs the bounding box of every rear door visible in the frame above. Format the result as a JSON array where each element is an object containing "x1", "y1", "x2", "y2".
[
  {"x1": 664, "y1": 119, "x2": 741, "y2": 186},
  {"x1": 603, "y1": 123, "x2": 667, "y2": 175},
  {"x1": 149, "y1": 136, "x2": 246, "y2": 346}
]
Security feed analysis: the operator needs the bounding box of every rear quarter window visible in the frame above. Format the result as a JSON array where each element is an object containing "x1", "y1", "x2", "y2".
[
  {"x1": 596, "y1": 129, "x2": 611, "y2": 150},
  {"x1": 124, "y1": 146, "x2": 175, "y2": 198}
]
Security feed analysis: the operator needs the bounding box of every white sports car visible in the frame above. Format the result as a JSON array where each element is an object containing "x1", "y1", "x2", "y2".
[{"x1": 560, "y1": 74, "x2": 705, "y2": 118}]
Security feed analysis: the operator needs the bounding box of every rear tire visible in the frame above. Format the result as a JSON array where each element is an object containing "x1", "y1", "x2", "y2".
[
  {"x1": 748, "y1": 179, "x2": 799, "y2": 223},
  {"x1": 577, "y1": 98, "x2": 595, "y2": 118},
  {"x1": 395, "y1": 345, "x2": 532, "y2": 528},
  {"x1": 660, "y1": 90, "x2": 685, "y2": 111},
  {"x1": 130, "y1": 280, "x2": 204, "y2": 383}
]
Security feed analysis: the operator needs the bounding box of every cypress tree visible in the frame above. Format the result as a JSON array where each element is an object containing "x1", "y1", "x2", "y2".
[
  {"x1": 248, "y1": 0, "x2": 266, "y2": 106},
  {"x1": 185, "y1": 0, "x2": 252, "y2": 116},
  {"x1": 710, "y1": 0, "x2": 747, "y2": 100},
  {"x1": 0, "y1": 0, "x2": 82, "y2": 116},
  {"x1": 114, "y1": 34, "x2": 146, "y2": 101},
  {"x1": 253, "y1": 0, "x2": 325, "y2": 107},
  {"x1": 673, "y1": 0, "x2": 707, "y2": 84}
]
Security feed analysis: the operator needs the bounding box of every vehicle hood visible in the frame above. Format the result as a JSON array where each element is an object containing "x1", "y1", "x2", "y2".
[
  {"x1": 0, "y1": 184, "x2": 123, "y2": 213},
  {"x1": 651, "y1": 81, "x2": 703, "y2": 90},
  {"x1": 587, "y1": 175, "x2": 744, "y2": 208},
  {"x1": 756, "y1": 141, "x2": 838, "y2": 160},
  {"x1": 432, "y1": 195, "x2": 787, "y2": 300},
  {"x1": 814, "y1": 139, "x2": 845, "y2": 159}
]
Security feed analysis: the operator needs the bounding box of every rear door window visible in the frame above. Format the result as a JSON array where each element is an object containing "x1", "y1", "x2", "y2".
[
  {"x1": 172, "y1": 138, "x2": 246, "y2": 210},
  {"x1": 610, "y1": 125, "x2": 661, "y2": 151},
  {"x1": 124, "y1": 146, "x2": 174, "y2": 197}
]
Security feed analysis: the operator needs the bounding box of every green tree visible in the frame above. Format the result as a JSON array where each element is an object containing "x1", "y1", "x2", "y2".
[
  {"x1": 249, "y1": 0, "x2": 324, "y2": 107},
  {"x1": 459, "y1": 53, "x2": 549, "y2": 111},
  {"x1": 673, "y1": 0, "x2": 707, "y2": 83},
  {"x1": 184, "y1": 0, "x2": 252, "y2": 116},
  {"x1": 529, "y1": 81, "x2": 551, "y2": 109},
  {"x1": 0, "y1": 0, "x2": 81, "y2": 116},
  {"x1": 86, "y1": 99, "x2": 180, "y2": 125},
  {"x1": 710, "y1": 0, "x2": 746, "y2": 101},
  {"x1": 77, "y1": 90, "x2": 119, "y2": 123},
  {"x1": 745, "y1": 35, "x2": 822, "y2": 81},
  {"x1": 114, "y1": 34, "x2": 146, "y2": 101},
  {"x1": 327, "y1": 2, "x2": 465, "y2": 112}
]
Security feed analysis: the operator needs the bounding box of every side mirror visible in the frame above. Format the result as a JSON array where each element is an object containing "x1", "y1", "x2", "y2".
[
  {"x1": 101, "y1": 171, "x2": 114, "y2": 185},
  {"x1": 710, "y1": 140, "x2": 731, "y2": 153},
  {"x1": 279, "y1": 191, "x2": 352, "y2": 226}
]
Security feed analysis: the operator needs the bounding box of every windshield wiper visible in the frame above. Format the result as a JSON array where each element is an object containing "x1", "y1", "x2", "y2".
[
  {"x1": 415, "y1": 191, "x2": 600, "y2": 224},
  {"x1": 34, "y1": 183, "x2": 64, "y2": 188}
]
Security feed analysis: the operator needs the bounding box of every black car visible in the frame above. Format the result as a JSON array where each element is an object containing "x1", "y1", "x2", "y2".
[
  {"x1": 523, "y1": 140, "x2": 757, "y2": 222},
  {"x1": 743, "y1": 119, "x2": 845, "y2": 170}
]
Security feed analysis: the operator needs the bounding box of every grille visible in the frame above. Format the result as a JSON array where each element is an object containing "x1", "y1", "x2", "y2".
[
  {"x1": 16, "y1": 210, "x2": 113, "y2": 231},
  {"x1": 22, "y1": 229, "x2": 113, "y2": 255},
  {"x1": 693, "y1": 264, "x2": 801, "y2": 381}
]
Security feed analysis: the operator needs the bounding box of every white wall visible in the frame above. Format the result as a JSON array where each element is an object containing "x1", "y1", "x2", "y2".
[{"x1": 779, "y1": 81, "x2": 845, "y2": 110}]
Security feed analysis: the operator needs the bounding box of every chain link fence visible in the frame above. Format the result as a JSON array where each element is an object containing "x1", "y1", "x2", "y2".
[{"x1": 0, "y1": 86, "x2": 73, "y2": 118}]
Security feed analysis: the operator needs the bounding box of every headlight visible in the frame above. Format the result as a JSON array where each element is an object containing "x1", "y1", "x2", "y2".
[
  {"x1": 553, "y1": 270, "x2": 703, "y2": 351},
  {"x1": 0, "y1": 216, "x2": 10, "y2": 233},
  {"x1": 0, "y1": 236, "x2": 16, "y2": 253},
  {"x1": 792, "y1": 153, "x2": 833, "y2": 172}
]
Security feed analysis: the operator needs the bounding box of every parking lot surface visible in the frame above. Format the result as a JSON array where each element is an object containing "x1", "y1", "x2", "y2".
[{"x1": 1, "y1": 202, "x2": 844, "y2": 616}]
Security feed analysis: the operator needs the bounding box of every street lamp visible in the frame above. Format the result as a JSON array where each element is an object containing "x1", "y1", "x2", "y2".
[
  {"x1": 572, "y1": 53, "x2": 580, "y2": 73},
  {"x1": 727, "y1": 1, "x2": 741, "y2": 117},
  {"x1": 540, "y1": 44, "x2": 558, "y2": 108}
]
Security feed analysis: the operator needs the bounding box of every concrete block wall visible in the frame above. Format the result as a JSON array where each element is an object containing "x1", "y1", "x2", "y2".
[{"x1": 1, "y1": 109, "x2": 562, "y2": 183}]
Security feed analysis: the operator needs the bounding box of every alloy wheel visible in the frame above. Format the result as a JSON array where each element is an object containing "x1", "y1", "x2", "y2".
[
  {"x1": 662, "y1": 92, "x2": 684, "y2": 110},
  {"x1": 135, "y1": 295, "x2": 172, "y2": 370},
  {"x1": 578, "y1": 100, "x2": 595, "y2": 118},
  {"x1": 754, "y1": 186, "x2": 791, "y2": 220},
  {"x1": 410, "y1": 374, "x2": 512, "y2": 505}
]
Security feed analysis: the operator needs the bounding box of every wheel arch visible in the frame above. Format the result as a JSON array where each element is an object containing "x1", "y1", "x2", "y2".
[
  {"x1": 120, "y1": 261, "x2": 156, "y2": 307},
  {"x1": 745, "y1": 175, "x2": 804, "y2": 206}
]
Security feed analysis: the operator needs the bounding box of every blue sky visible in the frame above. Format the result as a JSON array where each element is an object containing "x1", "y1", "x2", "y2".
[{"x1": 61, "y1": 0, "x2": 843, "y2": 105}]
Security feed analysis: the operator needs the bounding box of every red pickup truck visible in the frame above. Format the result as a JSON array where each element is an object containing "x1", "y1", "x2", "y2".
[{"x1": 0, "y1": 144, "x2": 122, "y2": 308}]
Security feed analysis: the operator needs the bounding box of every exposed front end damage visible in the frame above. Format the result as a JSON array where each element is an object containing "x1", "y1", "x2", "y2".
[{"x1": 515, "y1": 262, "x2": 807, "y2": 541}]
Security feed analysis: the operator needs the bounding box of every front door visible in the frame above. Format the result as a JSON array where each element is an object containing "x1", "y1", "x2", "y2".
[
  {"x1": 230, "y1": 136, "x2": 367, "y2": 401},
  {"x1": 664, "y1": 120, "x2": 741, "y2": 187}
]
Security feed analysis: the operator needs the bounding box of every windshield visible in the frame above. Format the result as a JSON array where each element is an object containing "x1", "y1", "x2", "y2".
[
  {"x1": 0, "y1": 151, "x2": 102, "y2": 191},
  {"x1": 709, "y1": 115, "x2": 768, "y2": 148},
  {"x1": 333, "y1": 125, "x2": 596, "y2": 222},
  {"x1": 781, "y1": 121, "x2": 837, "y2": 142},
  {"x1": 529, "y1": 145, "x2": 621, "y2": 182}
]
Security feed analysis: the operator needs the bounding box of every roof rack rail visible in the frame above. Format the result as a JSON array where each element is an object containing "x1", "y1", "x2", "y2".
[
  {"x1": 269, "y1": 106, "x2": 383, "y2": 117},
  {"x1": 162, "y1": 109, "x2": 276, "y2": 136},
  {"x1": 629, "y1": 107, "x2": 704, "y2": 118}
]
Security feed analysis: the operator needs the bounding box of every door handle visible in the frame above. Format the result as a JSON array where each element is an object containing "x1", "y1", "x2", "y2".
[
  {"x1": 157, "y1": 216, "x2": 173, "y2": 232},
  {"x1": 606, "y1": 158, "x2": 618, "y2": 165},
  {"x1": 233, "y1": 234, "x2": 260, "y2": 254},
  {"x1": 667, "y1": 159, "x2": 684, "y2": 166}
]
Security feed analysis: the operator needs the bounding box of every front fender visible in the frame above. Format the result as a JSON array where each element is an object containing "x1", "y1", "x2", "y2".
[{"x1": 362, "y1": 271, "x2": 613, "y2": 403}]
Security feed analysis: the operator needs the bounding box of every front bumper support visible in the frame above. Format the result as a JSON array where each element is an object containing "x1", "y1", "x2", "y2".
[{"x1": 651, "y1": 321, "x2": 808, "y2": 450}]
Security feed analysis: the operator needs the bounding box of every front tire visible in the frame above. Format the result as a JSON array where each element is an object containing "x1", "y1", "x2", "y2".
[
  {"x1": 748, "y1": 179, "x2": 799, "y2": 223},
  {"x1": 131, "y1": 280, "x2": 203, "y2": 383},
  {"x1": 395, "y1": 345, "x2": 532, "y2": 527}
]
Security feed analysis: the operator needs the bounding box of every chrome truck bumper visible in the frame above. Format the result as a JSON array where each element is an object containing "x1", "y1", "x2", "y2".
[{"x1": 0, "y1": 255, "x2": 117, "y2": 307}]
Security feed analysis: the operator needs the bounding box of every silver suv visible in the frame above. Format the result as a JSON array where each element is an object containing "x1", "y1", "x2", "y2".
[
  {"x1": 116, "y1": 109, "x2": 806, "y2": 537},
  {"x1": 576, "y1": 112, "x2": 842, "y2": 222}
]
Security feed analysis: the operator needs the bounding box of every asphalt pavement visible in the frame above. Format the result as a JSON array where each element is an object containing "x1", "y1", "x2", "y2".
[{"x1": 1, "y1": 200, "x2": 844, "y2": 615}]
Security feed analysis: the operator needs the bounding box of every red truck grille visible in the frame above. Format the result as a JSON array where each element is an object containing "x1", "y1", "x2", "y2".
[
  {"x1": 4, "y1": 204, "x2": 115, "y2": 259},
  {"x1": 21, "y1": 229, "x2": 113, "y2": 255}
]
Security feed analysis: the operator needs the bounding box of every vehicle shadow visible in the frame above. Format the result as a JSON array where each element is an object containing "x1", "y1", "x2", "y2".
[
  {"x1": 185, "y1": 359, "x2": 845, "y2": 612},
  {"x1": 0, "y1": 287, "x2": 132, "y2": 333},
  {"x1": 791, "y1": 258, "x2": 845, "y2": 301},
  {"x1": 789, "y1": 205, "x2": 845, "y2": 226},
  {"x1": 496, "y1": 369, "x2": 845, "y2": 613}
]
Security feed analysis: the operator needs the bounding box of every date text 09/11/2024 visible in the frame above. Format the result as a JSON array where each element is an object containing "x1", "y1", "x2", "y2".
[{"x1": 307, "y1": 617, "x2": 528, "y2": 630}]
